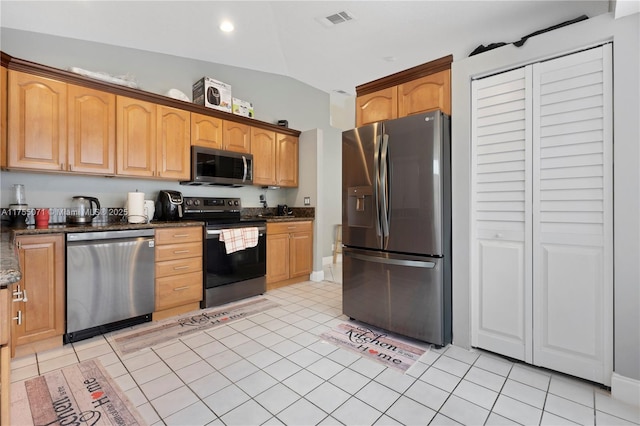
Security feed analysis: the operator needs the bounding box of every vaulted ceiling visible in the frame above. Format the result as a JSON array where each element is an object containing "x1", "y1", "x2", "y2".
[{"x1": 1, "y1": 1, "x2": 621, "y2": 94}]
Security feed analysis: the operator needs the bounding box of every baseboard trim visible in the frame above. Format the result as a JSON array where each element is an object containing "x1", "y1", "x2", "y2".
[
  {"x1": 611, "y1": 372, "x2": 640, "y2": 407},
  {"x1": 310, "y1": 270, "x2": 324, "y2": 282}
]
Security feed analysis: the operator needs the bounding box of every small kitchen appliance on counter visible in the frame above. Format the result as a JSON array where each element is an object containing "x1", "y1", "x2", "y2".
[
  {"x1": 8, "y1": 184, "x2": 29, "y2": 228},
  {"x1": 67, "y1": 196, "x2": 101, "y2": 224},
  {"x1": 154, "y1": 190, "x2": 183, "y2": 221}
]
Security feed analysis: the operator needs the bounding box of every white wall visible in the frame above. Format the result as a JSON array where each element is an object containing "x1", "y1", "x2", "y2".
[{"x1": 451, "y1": 12, "x2": 640, "y2": 384}]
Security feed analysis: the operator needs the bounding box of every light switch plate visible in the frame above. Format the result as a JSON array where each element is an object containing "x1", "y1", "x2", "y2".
[{"x1": 304, "y1": 197, "x2": 311, "y2": 206}]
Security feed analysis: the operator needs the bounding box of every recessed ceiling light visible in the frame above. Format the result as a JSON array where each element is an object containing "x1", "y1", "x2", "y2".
[{"x1": 220, "y1": 21, "x2": 234, "y2": 32}]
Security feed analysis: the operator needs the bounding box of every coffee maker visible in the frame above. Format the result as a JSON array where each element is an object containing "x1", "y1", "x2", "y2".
[{"x1": 154, "y1": 190, "x2": 183, "y2": 221}]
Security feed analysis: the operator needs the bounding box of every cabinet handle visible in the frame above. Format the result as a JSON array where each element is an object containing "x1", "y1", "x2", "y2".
[
  {"x1": 13, "y1": 310, "x2": 22, "y2": 325},
  {"x1": 173, "y1": 234, "x2": 189, "y2": 238},
  {"x1": 173, "y1": 250, "x2": 190, "y2": 254},
  {"x1": 495, "y1": 233, "x2": 503, "y2": 238},
  {"x1": 60, "y1": 163, "x2": 64, "y2": 170},
  {"x1": 22, "y1": 289, "x2": 28, "y2": 303},
  {"x1": 173, "y1": 286, "x2": 190, "y2": 291},
  {"x1": 173, "y1": 266, "x2": 190, "y2": 270},
  {"x1": 12, "y1": 285, "x2": 24, "y2": 302}
]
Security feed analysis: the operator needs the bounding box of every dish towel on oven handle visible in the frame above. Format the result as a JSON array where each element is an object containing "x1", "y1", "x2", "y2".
[{"x1": 220, "y1": 227, "x2": 259, "y2": 254}]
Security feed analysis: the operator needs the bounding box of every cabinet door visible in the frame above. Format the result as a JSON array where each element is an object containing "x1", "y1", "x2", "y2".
[
  {"x1": 222, "y1": 120, "x2": 251, "y2": 153},
  {"x1": 471, "y1": 66, "x2": 533, "y2": 362},
  {"x1": 356, "y1": 86, "x2": 397, "y2": 127},
  {"x1": 531, "y1": 46, "x2": 613, "y2": 384},
  {"x1": 8, "y1": 71, "x2": 67, "y2": 171},
  {"x1": 266, "y1": 233, "x2": 289, "y2": 284},
  {"x1": 289, "y1": 231, "x2": 313, "y2": 278},
  {"x1": 191, "y1": 112, "x2": 222, "y2": 149},
  {"x1": 12, "y1": 234, "x2": 65, "y2": 349},
  {"x1": 157, "y1": 105, "x2": 190, "y2": 180},
  {"x1": 276, "y1": 133, "x2": 298, "y2": 187},
  {"x1": 251, "y1": 127, "x2": 277, "y2": 186},
  {"x1": 67, "y1": 84, "x2": 116, "y2": 175},
  {"x1": 1, "y1": 66, "x2": 7, "y2": 169},
  {"x1": 398, "y1": 69, "x2": 451, "y2": 117},
  {"x1": 116, "y1": 96, "x2": 156, "y2": 177}
]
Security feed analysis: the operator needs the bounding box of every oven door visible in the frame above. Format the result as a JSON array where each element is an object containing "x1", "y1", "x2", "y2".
[{"x1": 205, "y1": 224, "x2": 266, "y2": 289}]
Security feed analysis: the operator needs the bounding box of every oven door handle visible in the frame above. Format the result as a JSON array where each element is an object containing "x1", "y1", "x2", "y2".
[{"x1": 206, "y1": 228, "x2": 266, "y2": 237}]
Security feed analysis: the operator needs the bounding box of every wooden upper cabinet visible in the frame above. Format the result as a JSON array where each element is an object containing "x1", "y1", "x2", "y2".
[
  {"x1": 223, "y1": 120, "x2": 251, "y2": 153},
  {"x1": 67, "y1": 84, "x2": 116, "y2": 175},
  {"x1": 355, "y1": 55, "x2": 453, "y2": 126},
  {"x1": 116, "y1": 96, "x2": 156, "y2": 177},
  {"x1": 8, "y1": 70, "x2": 67, "y2": 171},
  {"x1": 356, "y1": 86, "x2": 398, "y2": 127},
  {"x1": 1, "y1": 65, "x2": 7, "y2": 169},
  {"x1": 398, "y1": 69, "x2": 451, "y2": 116},
  {"x1": 157, "y1": 105, "x2": 190, "y2": 180},
  {"x1": 251, "y1": 127, "x2": 277, "y2": 186},
  {"x1": 276, "y1": 133, "x2": 298, "y2": 187},
  {"x1": 191, "y1": 112, "x2": 222, "y2": 149}
]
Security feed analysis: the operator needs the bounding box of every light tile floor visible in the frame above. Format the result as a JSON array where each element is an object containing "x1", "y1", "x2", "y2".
[{"x1": 10, "y1": 268, "x2": 640, "y2": 425}]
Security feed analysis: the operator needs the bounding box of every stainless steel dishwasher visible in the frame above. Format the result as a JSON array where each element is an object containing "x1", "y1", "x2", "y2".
[{"x1": 65, "y1": 229, "x2": 155, "y2": 343}]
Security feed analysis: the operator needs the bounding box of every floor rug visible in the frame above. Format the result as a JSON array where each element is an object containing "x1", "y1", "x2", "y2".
[
  {"x1": 320, "y1": 322, "x2": 429, "y2": 373},
  {"x1": 11, "y1": 359, "x2": 147, "y2": 425},
  {"x1": 112, "y1": 297, "x2": 280, "y2": 355}
]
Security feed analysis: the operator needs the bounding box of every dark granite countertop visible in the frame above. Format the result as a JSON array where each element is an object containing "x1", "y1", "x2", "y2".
[
  {"x1": 0, "y1": 221, "x2": 203, "y2": 288},
  {"x1": 241, "y1": 207, "x2": 315, "y2": 223},
  {"x1": 0, "y1": 230, "x2": 21, "y2": 288}
]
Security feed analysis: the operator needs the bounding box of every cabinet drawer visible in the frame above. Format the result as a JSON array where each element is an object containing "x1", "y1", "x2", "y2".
[
  {"x1": 268, "y1": 221, "x2": 312, "y2": 235},
  {"x1": 156, "y1": 257, "x2": 202, "y2": 278},
  {"x1": 156, "y1": 242, "x2": 202, "y2": 261},
  {"x1": 156, "y1": 271, "x2": 202, "y2": 310},
  {"x1": 155, "y1": 227, "x2": 202, "y2": 245}
]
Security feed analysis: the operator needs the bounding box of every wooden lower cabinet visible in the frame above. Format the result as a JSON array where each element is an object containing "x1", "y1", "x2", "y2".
[
  {"x1": 266, "y1": 221, "x2": 313, "y2": 289},
  {"x1": 154, "y1": 226, "x2": 203, "y2": 320},
  {"x1": 12, "y1": 234, "x2": 65, "y2": 357},
  {"x1": 1, "y1": 287, "x2": 10, "y2": 426}
]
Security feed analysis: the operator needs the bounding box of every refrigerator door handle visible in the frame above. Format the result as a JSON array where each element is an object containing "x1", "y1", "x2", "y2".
[
  {"x1": 374, "y1": 133, "x2": 383, "y2": 241},
  {"x1": 380, "y1": 133, "x2": 390, "y2": 247},
  {"x1": 344, "y1": 250, "x2": 436, "y2": 269}
]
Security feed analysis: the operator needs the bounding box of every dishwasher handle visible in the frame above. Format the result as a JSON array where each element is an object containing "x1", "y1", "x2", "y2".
[{"x1": 67, "y1": 229, "x2": 155, "y2": 242}]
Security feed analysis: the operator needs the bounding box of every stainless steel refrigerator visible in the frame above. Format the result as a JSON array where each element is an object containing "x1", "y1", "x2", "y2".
[{"x1": 342, "y1": 110, "x2": 451, "y2": 346}]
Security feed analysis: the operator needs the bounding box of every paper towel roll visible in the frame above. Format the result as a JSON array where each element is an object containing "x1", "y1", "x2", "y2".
[{"x1": 127, "y1": 192, "x2": 145, "y2": 223}]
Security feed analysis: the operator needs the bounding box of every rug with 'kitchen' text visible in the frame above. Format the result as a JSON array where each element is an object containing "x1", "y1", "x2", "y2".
[
  {"x1": 320, "y1": 322, "x2": 429, "y2": 373},
  {"x1": 112, "y1": 297, "x2": 280, "y2": 355},
  {"x1": 11, "y1": 359, "x2": 147, "y2": 425}
]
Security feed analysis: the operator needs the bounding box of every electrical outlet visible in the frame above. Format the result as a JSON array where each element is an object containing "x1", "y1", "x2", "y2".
[{"x1": 304, "y1": 197, "x2": 311, "y2": 206}]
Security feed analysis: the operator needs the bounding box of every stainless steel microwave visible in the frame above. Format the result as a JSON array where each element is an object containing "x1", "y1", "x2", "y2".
[{"x1": 181, "y1": 146, "x2": 253, "y2": 186}]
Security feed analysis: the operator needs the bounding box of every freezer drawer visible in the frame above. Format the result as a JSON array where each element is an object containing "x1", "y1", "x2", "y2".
[{"x1": 342, "y1": 247, "x2": 451, "y2": 346}]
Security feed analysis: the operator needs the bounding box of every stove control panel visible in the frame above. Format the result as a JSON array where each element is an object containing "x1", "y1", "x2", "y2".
[{"x1": 183, "y1": 197, "x2": 241, "y2": 213}]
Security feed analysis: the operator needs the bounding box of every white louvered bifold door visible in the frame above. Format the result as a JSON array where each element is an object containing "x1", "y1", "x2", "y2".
[
  {"x1": 532, "y1": 45, "x2": 613, "y2": 385},
  {"x1": 471, "y1": 67, "x2": 533, "y2": 362}
]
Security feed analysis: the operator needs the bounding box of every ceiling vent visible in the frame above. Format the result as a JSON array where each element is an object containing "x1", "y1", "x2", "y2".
[{"x1": 316, "y1": 10, "x2": 356, "y2": 28}]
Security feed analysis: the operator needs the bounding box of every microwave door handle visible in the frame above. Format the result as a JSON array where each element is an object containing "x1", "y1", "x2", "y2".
[{"x1": 242, "y1": 155, "x2": 247, "y2": 182}]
